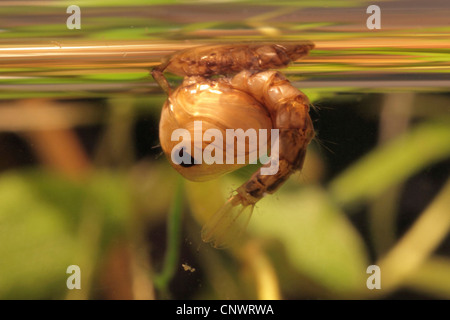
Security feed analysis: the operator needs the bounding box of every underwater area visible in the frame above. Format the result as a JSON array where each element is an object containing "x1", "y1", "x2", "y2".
[{"x1": 0, "y1": 0, "x2": 449, "y2": 299}]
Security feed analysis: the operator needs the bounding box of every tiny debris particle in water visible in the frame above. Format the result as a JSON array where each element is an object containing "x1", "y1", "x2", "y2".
[
  {"x1": 182, "y1": 263, "x2": 196, "y2": 273},
  {"x1": 51, "y1": 41, "x2": 62, "y2": 48}
]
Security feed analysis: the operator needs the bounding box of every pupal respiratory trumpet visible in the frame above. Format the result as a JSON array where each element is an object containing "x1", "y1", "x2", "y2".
[{"x1": 153, "y1": 42, "x2": 315, "y2": 248}]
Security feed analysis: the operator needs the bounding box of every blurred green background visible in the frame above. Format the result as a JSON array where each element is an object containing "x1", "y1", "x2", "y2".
[{"x1": 0, "y1": 0, "x2": 449, "y2": 299}]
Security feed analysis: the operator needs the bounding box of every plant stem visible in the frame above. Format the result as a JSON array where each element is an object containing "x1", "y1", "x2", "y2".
[{"x1": 154, "y1": 177, "x2": 184, "y2": 295}]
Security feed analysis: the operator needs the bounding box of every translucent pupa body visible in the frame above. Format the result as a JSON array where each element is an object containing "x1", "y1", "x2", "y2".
[{"x1": 153, "y1": 42, "x2": 315, "y2": 248}]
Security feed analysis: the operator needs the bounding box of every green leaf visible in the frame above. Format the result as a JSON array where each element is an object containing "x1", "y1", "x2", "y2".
[
  {"x1": 0, "y1": 170, "x2": 131, "y2": 299},
  {"x1": 329, "y1": 120, "x2": 450, "y2": 209},
  {"x1": 0, "y1": 173, "x2": 77, "y2": 299},
  {"x1": 248, "y1": 185, "x2": 369, "y2": 294}
]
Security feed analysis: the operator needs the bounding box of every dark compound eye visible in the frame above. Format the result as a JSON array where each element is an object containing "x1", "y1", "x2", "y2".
[{"x1": 178, "y1": 148, "x2": 197, "y2": 168}]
